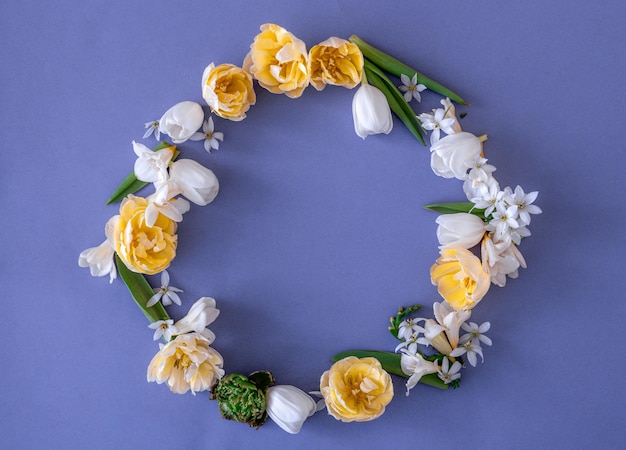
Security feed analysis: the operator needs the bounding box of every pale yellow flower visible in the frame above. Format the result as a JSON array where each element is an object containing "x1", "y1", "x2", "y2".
[
  {"x1": 430, "y1": 247, "x2": 490, "y2": 311},
  {"x1": 308, "y1": 37, "x2": 363, "y2": 91},
  {"x1": 147, "y1": 332, "x2": 224, "y2": 395},
  {"x1": 201, "y1": 63, "x2": 256, "y2": 121},
  {"x1": 320, "y1": 356, "x2": 393, "y2": 422},
  {"x1": 243, "y1": 23, "x2": 309, "y2": 98},
  {"x1": 113, "y1": 195, "x2": 177, "y2": 275}
]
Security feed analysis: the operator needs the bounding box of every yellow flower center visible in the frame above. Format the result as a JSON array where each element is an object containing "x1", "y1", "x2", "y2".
[{"x1": 174, "y1": 350, "x2": 192, "y2": 370}]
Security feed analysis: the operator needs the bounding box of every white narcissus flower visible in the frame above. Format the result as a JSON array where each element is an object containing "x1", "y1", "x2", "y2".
[
  {"x1": 266, "y1": 385, "x2": 318, "y2": 434},
  {"x1": 440, "y1": 97, "x2": 462, "y2": 134},
  {"x1": 481, "y1": 235, "x2": 527, "y2": 287},
  {"x1": 436, "y1": 213, "x2": 486, "y2": 250},
  {"x1": 148, "y1": 319, "x2": 179, "y2": 341},
  {"x1": 437, "y1": 356, "x2": 462, "y2": 384},
  {"x1": 132, "y1": 141, "x2": 174, "y2": 184},
  {"x1": 147, "y1": 270, "x2": 183, "y2": 307},
  {"x1": 398, "y1": 73, "x2": 426, "y2": 102},
  {"x1": 168, "y1": 159, "x2": 219, "y2": 206},
  {"x1": 78, "y1": 216, "x2": 118, "y2": 283},
  {"x1": 158, "y1": 101, "x2": 204, "y2": 144},
  {"x1": 418, "y1": 107, "x2": 456, "y2": 145},
  {"x1": 189, "y1": 117, "x2": 224, "y2": 153},
  {"x1": 173, "y1": 297, "x2": 220, "y2": 342},
  {"x1": 400, "y1": 350, "x2": 439, "y2": 395},
  {"x1": 352, "y1": 84, "x2": 393, "y2": 139},
  {"x1": 504, "y1": 185, "x2": 542, "y2": 226},
  {"x1": 430, "y1": 132, "x2": 482, "y2": 180}
]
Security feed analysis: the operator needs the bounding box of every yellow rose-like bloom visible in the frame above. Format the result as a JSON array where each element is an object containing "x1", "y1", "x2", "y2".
[
  {"x1": 243, "y1": 23, "x2": 309, "y2": 98},
  {"x1": 113, "y1": 195, "x2": 177, "y2": 275},
  {"x1": 147, "y1": 332, "x2": 224, "y2": 395},
  {"x1": 201, "y1": 63, "x2": 256, "y2": 121},
  {"x1": 320, "y1": 356, "x2": 393, "y2": 422},
  {"x1": 308, "y1": 37, "x2": 363, "y2": 91},
  {"x1": 430, "y1": 247, "x2": 490, "y2": 311}
]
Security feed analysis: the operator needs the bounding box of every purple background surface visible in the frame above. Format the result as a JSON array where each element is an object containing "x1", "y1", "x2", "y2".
[{"x1": 3, "y1": 0, "x2": 625, "y2": 448}]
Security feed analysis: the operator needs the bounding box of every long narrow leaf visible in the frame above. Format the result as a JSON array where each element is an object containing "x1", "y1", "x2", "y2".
[
  {"x1": 331, "y1": 349, "x2": 448, "y2": 390},
  {"x1": 365, "y1": 66, "x2": 426, "y2": 145},
  {"x1": 350, "y1": 35, "x2": 469, "y2": 106},
  {"x1": 115, "y1": 254, "x2": 171, "y2": 324},
  {"x1": 424, "y1": 202, "x2": 487, "y2": 220}
]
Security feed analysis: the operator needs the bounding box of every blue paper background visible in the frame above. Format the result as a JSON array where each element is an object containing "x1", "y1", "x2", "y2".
[{"x1": 3, "y1": 0, "x2": 625, "y2": 448}]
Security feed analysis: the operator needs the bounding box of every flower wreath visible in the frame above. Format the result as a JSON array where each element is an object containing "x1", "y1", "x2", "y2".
[{"x1": 79, "y1": 24, "x2": 541, "y2": 434}]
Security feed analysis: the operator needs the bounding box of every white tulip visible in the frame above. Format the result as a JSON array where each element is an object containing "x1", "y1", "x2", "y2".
[
  {"x1": 430, "y1": 131, "x2": 482, "y2": 179},
  {"x1": 352, "y1": 84, "x2": 393, "y2": 139},
  {"x1": 168, "y1": 159, "x2": 219, "y2": 206},
  {"x1": 436, "y1": 213, "x2": 486, "y2": 250},
  {"x1": 158, "y1": 101, "x2": 204, "y2": 144},
  {"x1": 266, "y1": 385, "x2": 317, "y2": 434}
]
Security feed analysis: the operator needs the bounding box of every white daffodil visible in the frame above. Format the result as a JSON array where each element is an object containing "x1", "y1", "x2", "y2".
[
  {"x1": 436, "y1": 213, "x2": 486, "y2": 250},
  {"x1": 143, "y1": 120, "x2": 160, "y2": 140},
  {"x1": 463, "y1": 157, "x2": 498, "y2": 201},
  {"x1": 437, "y1": 357, "x2": 462, "y2": 384},
  {"x1": 470, "y1": 182, "x2": 503, "y2": 218},
  {"x1": 173, "y1": 297, "x2": 220, "y2": 342},
  {"x1": 148, "y1": 319, "x2": 179, "y2": 341},
  {"x1": 168, "y1": 159, "x2": 219, "y2": 206},
  {"x1": 147, "y1": 270, "x2": 183, "y2": 307},
  {"x1": 398, "y1": 73, "x2": 426, "y2": 103},
  {"x1": 266, "y1": 385, "x2": 318, "y2": 434},
  {"x1": 78, "y1": 216, "x2": 118, "y2": 283},
  {"x1": 460, "y1": 321, "x2": 492, "y2": 347},
  {"x1": 189, "y1": 117, "x2": 224, "y2": 153},
  {"x1": 418, "y1": 107, "x2": 456, "y2": 145},
  {"x1": 503, "y1": 185, "x2": 542, "y2": 226},
  {"x1": 132, "y1": 141, "x2": 174, "y2": 184},
  {"x1": 449, "y1": 339, "x2": 484, "y2": 367},
  {"x1": 430, "y1": 132, "x2": 482, "y2": 180},
  {"x1": 158, "y1": 101, "x2": 204, "y2": 144},
  {"x1": 440, "y1": 97, "x2": 462, "y2": 133},
  {"x1": 352, "y1": 83, "x2": 393, "y2": 139},
  {"x1": 400, "y1": 350, "x2": 439, "y2": 395}
]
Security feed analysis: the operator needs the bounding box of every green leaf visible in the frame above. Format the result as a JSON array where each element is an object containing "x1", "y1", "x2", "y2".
[
  {"x1": 350, "y1": 35, "x2": 469, "y2": 106},
  {"x1": 424, "y1": 202, "x2": 487, "y2": 220},
  {"x1": 331, "y1": 350, "x2": 448, "y2": 390},
  {"x1": 106, "y1": 142, "x2": 176, "y2": 205},
  {"x1": 364, "y1": 64, "x2": 426, "y2": 145},
  {"x1": 115, "y1": 254, "x2": 170, "y2": 324}
]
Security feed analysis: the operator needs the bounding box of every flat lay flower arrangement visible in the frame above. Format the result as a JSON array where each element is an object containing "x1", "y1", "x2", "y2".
[{"x1": 79, "y1": 23, "x2": 541, "y2": 433}]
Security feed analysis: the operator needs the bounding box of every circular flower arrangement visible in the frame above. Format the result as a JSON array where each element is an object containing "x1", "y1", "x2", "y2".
[{"x1": 79, "y1": 24, "x2": 541, "y2": 433}]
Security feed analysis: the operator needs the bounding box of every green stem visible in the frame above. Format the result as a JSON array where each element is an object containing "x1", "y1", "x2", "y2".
[
  {"x1": 115, "y1": 254, "x2": 171, "y2": 324},
  {"x1": 331, "y1": 350, "x2": 449, "y2": 390},
  {"x1": 350, "y1": 35, "x2": 469, "y2": 106}
]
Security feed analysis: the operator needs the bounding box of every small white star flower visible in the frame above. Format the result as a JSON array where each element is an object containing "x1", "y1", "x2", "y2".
[
  {"x1": 147, "y1": 270, "x2": 183, "y2": 307},
  {"x1": 460, "y1": 321, "x2": 492, "y2": 347},
  {"x1": 449, "y1": 339, "x2": 484, "y2": 367},
  {"x1": 489, "y1": 203, "x2": 519, "y2": 239},
  {"x1": 504, "y1": 185, "x2": 542, "y2": 226},
  {"x1": 418, "y1": 108, "x2": 456, "y2": 145},
  {"x1": 143, "y1": 120, "x2": 160, "y2": 140},
  {"x1": 437, "y1": 357, "x2": 462, "y2": 384},
  {"x1": 190, "y1": 117, "x2": 224, "y2": 153},
  {"x1": 148, "y1": 319, "x2": 179, "y2": 341},
  {"x1": 398, "y1": 73, "x2": 426, "y2": 103}
]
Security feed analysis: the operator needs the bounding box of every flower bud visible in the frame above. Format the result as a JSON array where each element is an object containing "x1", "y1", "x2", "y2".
[
  {"x1": 266, "y1": 385, "x2": 317, "y2": 434},
  {"x1": 352, "y1": 84, "x2": 393, "y2": 139},
  {"x1": 173, "y1": 297, "x2": 220, "y2": 342},
  {"x1": 168, "y1": 159, "x2": 219, "y2": 206},
  {"x1": 430, "y1": 131, "x2": 482, "y2": 179},
  {"x1": 436, "y1": 213, "x2": 486, "y2": 250},
  {"x1": 158, "y1": 101, "x2": 204, "y2": 144}
]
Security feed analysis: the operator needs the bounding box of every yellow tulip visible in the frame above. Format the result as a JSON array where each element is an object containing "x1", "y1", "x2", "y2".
[
  {"x1": 201, "y1": 63, "x2": 256, "y2": 121},
  {"x1": 113, "y1": 195, "x2": 177, "y2": 275},
  {"x1": 243, "y1": 23, "x2": 309, "y2": 98},
  {"x1": 320, "y1": 356, "x2": 393, "y2": 422},
  {"x1": 308, "y1": 37, "x2": 363, "y2": 91}
]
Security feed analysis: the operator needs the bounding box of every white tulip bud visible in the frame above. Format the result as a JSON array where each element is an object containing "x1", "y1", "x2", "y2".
[
  {"x1": 266, "y1": 385, "x2": 317, "y2": 434},
  {"x1": 352, "y1": 84, "x2": 393, "y2": 139},
  {"x1": 430, "y1": 132, "x2": 482, "y2": 179},
  {"x1": 158, "y1": 101, "x2": 204, "y2": 144},
  {"x1": 436, "y1": 213, "x2": 486, "y2": 250},
  {"x1": 168, "y1": 159, "x2": 219, "y2": 206}
]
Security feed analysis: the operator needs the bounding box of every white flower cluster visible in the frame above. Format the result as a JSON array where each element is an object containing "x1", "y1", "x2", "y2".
[
  {"x1": 419, "y1": 99, "x2": 541, "y2": 287},
  {"x1": 396, "y1": 302, "x2": 491, "y2": 394}
]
